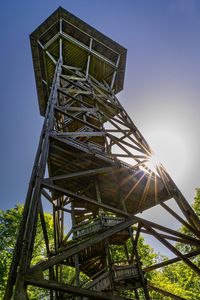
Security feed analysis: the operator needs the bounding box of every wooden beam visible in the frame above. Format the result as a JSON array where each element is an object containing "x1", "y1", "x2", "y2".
[
  {"x1": 142, "y1": 223, "x2": 200, "y2": 276},
  {"x1": 6, "y1": 60, "x2": 63, "y2": 300},
  {"x1": 54, "y1": 106, "x2": 101, "y2": 131},
  {"x1": 86, "y1": 37, "x2": 92, "y2": 78},
  {"x1": 41, "y1": 189, "x2": 53, "y2": 203},
  {"x1": 25, "y1": 278, "x2": 130, "y2": 300},
  {"x1": 137, "y1": 217, "x2": 200, "y2": 245},
  {"x1": 144, "y1": 249, "x2": 200, "y2": 272},
  {"x1": 107, "y1": 132, "x2": 144, "y2": 153},
  {"x1": 58, "y1": 88, "x2": 94, "y2": 109},
  {"x1": 140, "y1": 229, "x2": 200, "y2": 245},
  {"x1": 39, "y1": 200, "x2": 50, "y2": 254},
  {"x1": 46, "y1": 50, "x2": 57, "y2": 64},
  {"x1": 161, "y1": 202, "x2": 200, "y2": 239},
  {"x1": 148, "y1": 285, "x2": 187, "y2": 300},
  {"x1": 158, "y1": 165, "x2": 200, "y2": 232},
  {"x1": 44, "y1": 166, "x2": 114, "y2": 182}
]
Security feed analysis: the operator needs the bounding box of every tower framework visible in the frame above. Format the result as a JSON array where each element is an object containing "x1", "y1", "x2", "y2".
[{"x1": 5, "y1": 7, "x2": 200, "y2": 300}]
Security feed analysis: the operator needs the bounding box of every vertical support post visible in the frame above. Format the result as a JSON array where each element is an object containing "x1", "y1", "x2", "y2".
[
  {"x1": 71, "y1": 202, "x2": 80, "y2": 289},
  {"x1": 59, "y1": 18, "x2": 63, "y2": 62},
  {"x1": 134, "y1": 289, "x2": 140, "y2": 300},
  {"x1": 123, "y1": 242, "x2": 130, "y2": 263},
  {"x1": 105, "y1": 240, "x2": 115, "y2": 292},
  {"x1": 11, "y1": 59, "x2": 63, "y2": 300},
  {"x1": 128, "y1": 227, "x2": 150, "y2": 300},
  {"x1": 86, "y1": 38, "x2": 93, "y2": 79},
  {"x1": 53, "y1": 198, "x2": 63, "y2": 299},
  {"x1": 72, "y1": 201, "x2": 81, "y2": 300},
  {"x1": 110, "y1": 54, "x2": 120, "y2": 90}
]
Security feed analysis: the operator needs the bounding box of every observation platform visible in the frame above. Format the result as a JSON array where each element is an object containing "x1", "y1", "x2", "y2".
[
  {"x1": 30, "y1": 6, "x2": 127, "y2": 116},
  {"x1": 47, "y1": 136, "x2": 171, "y2": 215}
]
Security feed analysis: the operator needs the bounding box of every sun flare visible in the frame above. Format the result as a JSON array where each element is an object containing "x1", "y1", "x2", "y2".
[
  {"x1": 142, "y1": 126, "x2": 189, "y2": 182},
  {"x1": 146, "y1": 153, "x2": 161, "y2": 172}
]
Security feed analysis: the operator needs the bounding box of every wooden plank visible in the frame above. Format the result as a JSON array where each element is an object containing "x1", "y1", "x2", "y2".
[
  {"x1": 57, "y1": 106, "x2": 97, "y2": 113},
  {"x1": 55, "y1": 131, "x2": 105, "y2": 137}
]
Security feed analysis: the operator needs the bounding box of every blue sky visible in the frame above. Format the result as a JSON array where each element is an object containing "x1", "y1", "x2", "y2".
[{"x1": 1, "y1": 0, "x2": 200, "y2": 232}]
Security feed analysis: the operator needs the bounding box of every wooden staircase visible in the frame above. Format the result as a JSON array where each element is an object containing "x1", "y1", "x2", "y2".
[
  {"x1": 67, "y1": 242, "x2": 106, "y2": 277},
  {"x1": 85, "y1": 270, "x2": 111, "y2": 291},
  {"x1": 84, "y1": 264, "x2": 143, "y2": 292},
  {"x1": 63, "y1": 216, "x2": 145, "y2": 293}
]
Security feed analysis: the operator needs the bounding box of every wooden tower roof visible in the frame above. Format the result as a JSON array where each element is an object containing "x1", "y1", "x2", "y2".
[{"x1": 30, "y1": 6, "x2": 127, "y2": 116}]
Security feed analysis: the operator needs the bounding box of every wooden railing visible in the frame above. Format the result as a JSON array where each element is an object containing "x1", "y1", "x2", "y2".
[
  {"x1": 73, "y1": 215, "x2": 125, "y2": 239},
  {"x1": 112, "y1": 265, "x2": 139, "y2": 281},
  {"x1": 73, "y1": 219, "x2": 102, "y2": 239},
  {"x1": 85, "y1": 265, "x2": 140, "y2": 292},
  {"x1": 101, "y1": 215, "x2": 125, "y2": 227}
]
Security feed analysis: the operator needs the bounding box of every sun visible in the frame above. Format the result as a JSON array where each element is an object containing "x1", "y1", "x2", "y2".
[
  {"x1": 143, "y1": 126, "x2": 189, "y2": 182},
  {"x1": 146, "y1": 152, "x2": 161, "y2": 172}
]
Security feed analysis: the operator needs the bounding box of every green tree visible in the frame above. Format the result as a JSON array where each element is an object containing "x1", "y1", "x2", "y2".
[
  {"x1": 0, "y1": 204, "x2": 54, "y2": 299},
  {"x1": 149, "y1": 189, "x2": 200, "y2": 300},
  {"x1": 0, "y1": 205, "x2": 23, "y2": 296},
  {"x1": 2, "y1": 192, "x2": 200, "y2": 300}
]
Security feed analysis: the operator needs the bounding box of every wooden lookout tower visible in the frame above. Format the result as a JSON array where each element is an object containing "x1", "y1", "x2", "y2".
[{"x1": 5, "y1": 7, "x2": 200, "y2": 300}]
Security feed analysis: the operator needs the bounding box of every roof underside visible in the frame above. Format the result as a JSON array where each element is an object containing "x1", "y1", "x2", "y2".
[
  {"x1": 48, "y1": 137, "x2": 171, "y2": 215},
  {"x1": 30, "y1": 7, "x2": 127, "y2": 116}
]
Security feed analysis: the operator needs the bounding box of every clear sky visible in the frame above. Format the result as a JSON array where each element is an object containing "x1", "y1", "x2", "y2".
[{"x1": 1, "y1": 0, "x2": 200, "y2": 254}]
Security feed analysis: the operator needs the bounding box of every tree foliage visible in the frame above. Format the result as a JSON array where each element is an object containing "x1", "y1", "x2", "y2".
[
  {"x1": 0, "y1": 205, "x2": 23, "y2": 296},
  {"x1": 0, "y1": 205, "x2": 54, "y2": 299},
  {"x1": 1, "y1": 190, "x2": 200, "y2": 299},
  {"x1": 149, "y1": 189, "x2": 200, "y2": 300}
]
